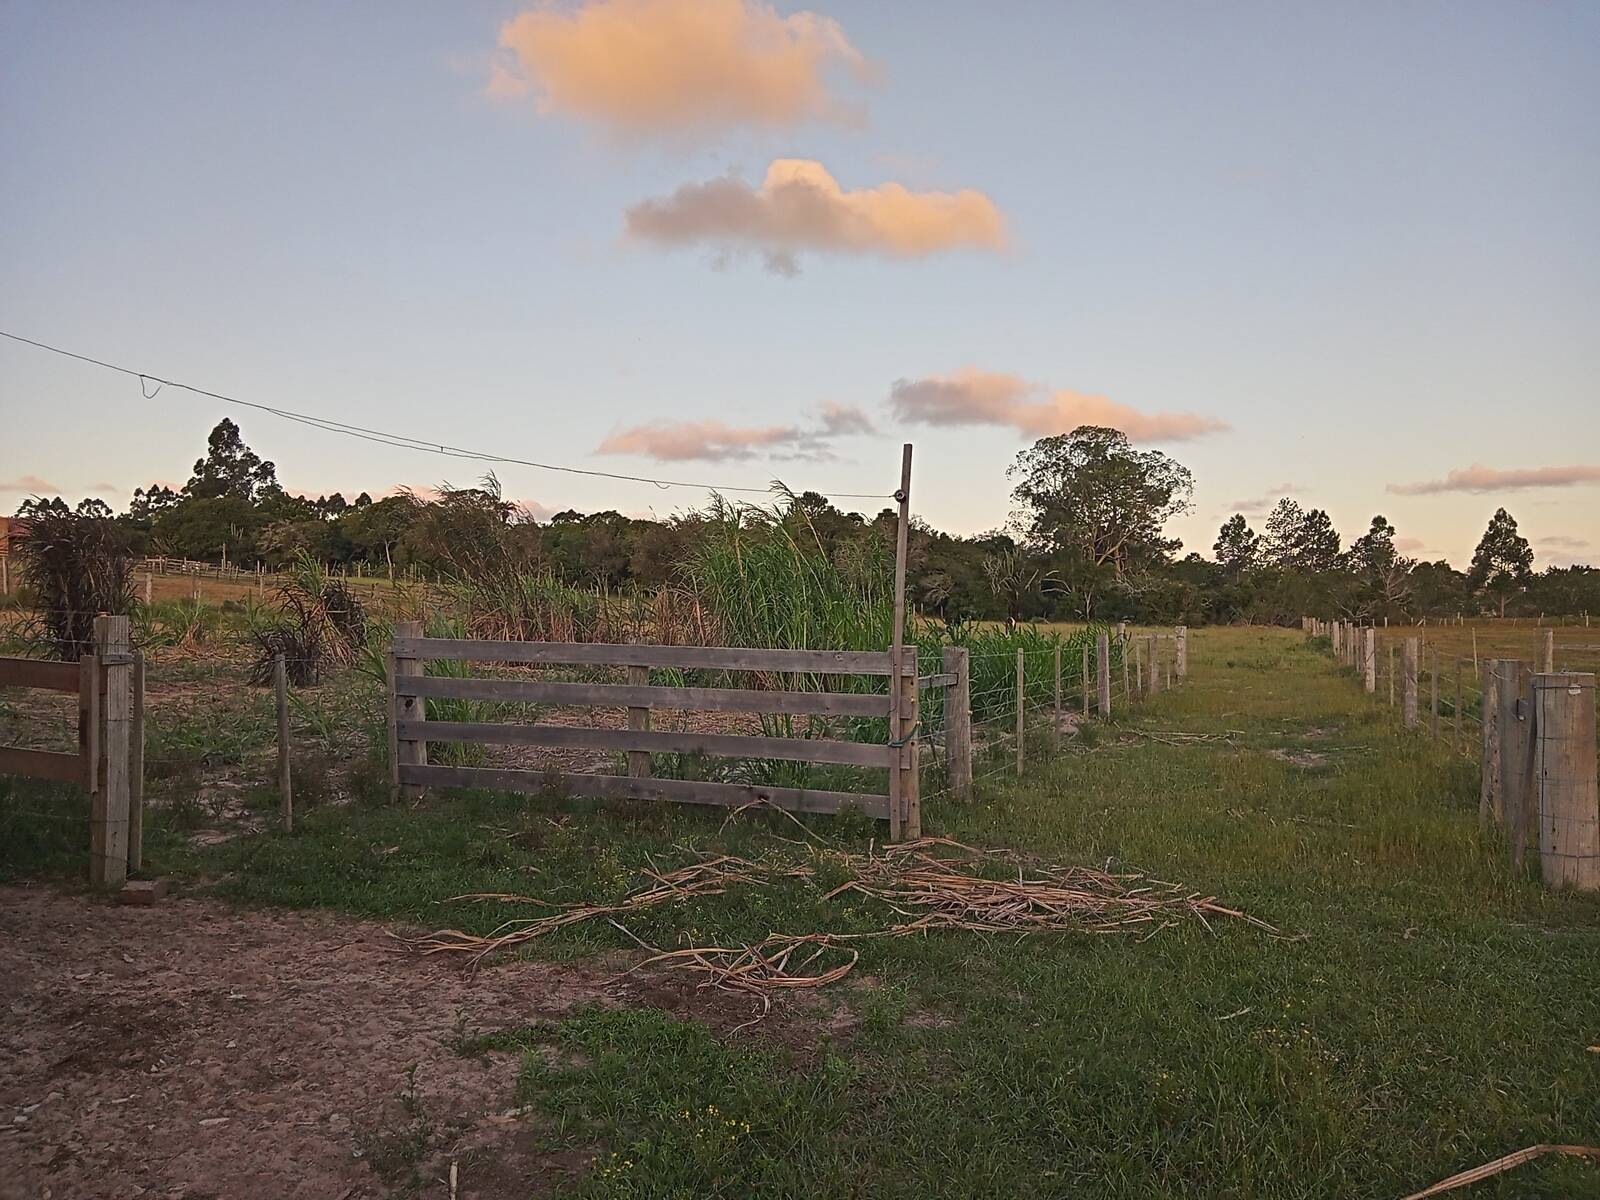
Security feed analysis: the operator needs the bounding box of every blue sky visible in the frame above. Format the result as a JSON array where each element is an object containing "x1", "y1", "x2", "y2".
[{"x1": 2, "y1": 0, "x2": 1597, "y2": 567}]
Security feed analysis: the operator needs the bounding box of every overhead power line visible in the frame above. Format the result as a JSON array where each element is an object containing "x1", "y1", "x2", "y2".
[{"x1": 0, "y1": 329, "x2": 893, "y2": 502}]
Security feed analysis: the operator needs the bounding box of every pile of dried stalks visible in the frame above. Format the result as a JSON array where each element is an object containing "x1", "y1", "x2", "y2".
[{"x1": 409, "y1": 838, "x2": 1275, "y2": 1015}]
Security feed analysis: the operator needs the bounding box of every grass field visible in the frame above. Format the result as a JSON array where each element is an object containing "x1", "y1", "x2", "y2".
[{"x1": 4, "y1": 625, "x2": 1598, "y2": 1197}]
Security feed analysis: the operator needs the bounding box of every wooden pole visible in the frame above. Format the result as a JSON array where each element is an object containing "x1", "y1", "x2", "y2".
[
  {"x1": 275, "y1": 653, "x2": 293, "y2": 832},
  {"x1": 392, "y1": 620, "x2": 425, "y2": 801},
  {"x1": 1496, "y1": 660, "x2": 1533, "y2": 869},
  {"x1": 1532, "y1": 672, "x2": 1598, "y2": 889},
  {"x1": 1403, "y1": 637, "x2": 1419, "y2": 728},
  {"x1": 1146, "y1": 634, "x2": 1159, "y2": 695},
  {"x1": 888, "y1": 444, "x2": 912, "y2": 841},
  {"x1": 1096, "y1": 631, "x2": 1111, "y2": 716},
  {"x1": 1, "y1": 556, "x2": 7, "y2": 593},
  {"x1": 90, "y1": 615, "x2": 131, "y2": 887},
  {"x1": 1132, "y1": 636, "x2": 1142, "y2": 697},
  {"x1": 1363, "y1": 628, "x2": 1376, "y2": 693},
  {"x1": 129, "y1": 652, "x2": 145, "y2": 873},
  {"x1": 626, "y1": 662, "x2": 652, "y2": 779},
  {"x1": 1430, "y1": 647, "x2": 1440, "y2": 740},
  {"x1": 1388, "y1": 642, "x2": 1396, "y2": 707},
  {"x1": 1053, "y1": 642, "x2": 1062, "y2": 735},
  {"x1": 1175, "y1": 626, "x2": 1188, "y2": 679},
  {"x1": 1480, "y1": 662, "x2": 1500, "y2": 828},
  {"x1": 943, "y1": 645, "x2": 972, "y2": 798},
  {"x1": 1080, "y1": 641, "x2": 1090, "y2": 719},
  {"x1": 901, "y1": 647, "x2": 921, "y2": 839},
  {"x1": 143, "y1": 572, "x2": 152, "y2": 604},
  {"x1": 1472, "y1": 628, "x2": 1479, "y2": 679},
  {"x1": 1015, "y1": 648, "x2": 1025, "y2": 776},
  {"x1": 1542, "y1": 629, "x2": 1555, "y2": 673},
  {"x1": 1453, "y1": 658, "x2": 1464, "y2": 754}
]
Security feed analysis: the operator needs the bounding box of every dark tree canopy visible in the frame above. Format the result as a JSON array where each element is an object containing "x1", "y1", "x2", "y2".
[
  {"x1": 1007, "y1": 425, "x2": 1192, "y2": 577},
  {"x1": 1262, "y1": 499, "x2": 1341, "y2": 572},
  {"x1": 185, "y1": 418, "x2": 281, "y2": 503},
  {"x1": 1467, "y1": 507, "x2": 1533, "y2": 616},
  {"x1": 1213, "y1": 514, "x2": 1259, "y2": 575}
]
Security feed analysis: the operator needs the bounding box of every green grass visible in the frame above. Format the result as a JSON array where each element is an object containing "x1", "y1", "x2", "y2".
[{"x1": 6, "y1": 626, "x2": 1598, "y2": 1196}]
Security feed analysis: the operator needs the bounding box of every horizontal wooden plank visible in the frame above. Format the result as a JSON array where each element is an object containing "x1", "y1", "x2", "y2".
[
  {"x1": 396, "y1": 675, "x2": 890, "y2": 718},
  {"x1": 399, "y1": 719, "x2": 893, "y2": 768},
  {"x1": 918, "y1": 673, "x2": 957, "y2": 688},
  {"x1": 0, "y1": 745, "x2": 84, "y2": 784},
  {"x1": 393, "y1": 638, "x2": 905, "y2": 675},
  {"x1": 398, "y1": 763, "x2": 888, "y2": 820},
  {"x1": 0, "y1": 656, "x2": 81, "y2": 693}
]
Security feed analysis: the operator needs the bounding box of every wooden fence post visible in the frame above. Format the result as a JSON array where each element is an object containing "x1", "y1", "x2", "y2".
[
  {"x1": 1081, "y1": 642, "x2": 1090, "y2": 718},
  {"x1": 392, "y1": 620, "x2": 425, "y2": 801},
  {"x1": 274, "y1": 653, "x2": 293, "y2": 831},
  {"x1": 943, "y1": 645, "x2": 972, "y2": 799},
  {"x1": 627, "y1": 661, "x2": 652, "y2": 779},
  {"x1": 1430, "y1": 647, "x2": 1440, "y2": 741},
  {"x1": 1403, "y1": 638, "x2": 1419, "y2": 728},
  {"x1": 1532, "y1": 672, "x2": 1598, "y2": 889},
  {"x1": 901, "y1": 647, "x2": 920, "y2": 839},
  {"x1": 1542, "y1": 629, "x2": 1555, "y2": 673},
  {"x1": 1097, "y1": 632, "x2": 1111, "y2": 716},
  {"x1": 1388, "y1": 642, "x2": 1396, "y2": 707},
  {"x1": 129, "y1": 652, "x2": 145, "y2": 873},
  {"x1": 1129, "y1": 637, "x2": 1139, "y2": 697},
  {"x1": 1053, "y1": 643, "x2": 1062, "y2": 736},
  {"x1": 1146, "y1": 634, "x2": 1159, "y2": 695},
  {"x1": 1363, "y1": 628, "x2": 1376, "y2": 693},
  {"x1": 89, "y1": 615, "x2": 132, "y2": 887},
  {"x1": 1481, "y1": 662, "x2": 1500, "y2": 828},
  {"x1": 1, "y1": 556, "x2": 7, "y2": 593},
  {"x1": 1453, "y1": 659, "x2": 1464, "y2": 753},
  {"x1": 1015, "y1": 648, "x2": 1025, "y2": 776},
  {"x1": 1496, "y1": 660, "x2": 1534, "y2": 869},
  {"x1": 1175, "y1": 626, "x2": 1188, "y2": 680}
]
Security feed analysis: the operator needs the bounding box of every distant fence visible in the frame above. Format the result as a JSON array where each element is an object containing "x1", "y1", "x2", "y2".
[
  {"x1": 1306, "y1": 616, "x2": 1597, "y2": 890},
  {"x1": 0, "y1": 614, "x2": 146, "y2": 885}
]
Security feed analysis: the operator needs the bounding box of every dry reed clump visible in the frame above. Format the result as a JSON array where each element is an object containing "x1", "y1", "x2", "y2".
[{"x1": 407, "y1": 838, "x2": 1275, "y2": 1017}]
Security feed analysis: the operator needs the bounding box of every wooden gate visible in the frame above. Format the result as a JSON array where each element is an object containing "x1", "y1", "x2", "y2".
[
  {"x1": 0, "y1": 614, "x2": 145, "y2": 884},
  {"x1": 384, "y1": 622, "x2": 922, "y2": 836}
]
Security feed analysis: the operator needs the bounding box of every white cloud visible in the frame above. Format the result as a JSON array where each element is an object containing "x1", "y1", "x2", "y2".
[{"x1": 1389, "y1": 463, "x2": 1600, "y2": 496}]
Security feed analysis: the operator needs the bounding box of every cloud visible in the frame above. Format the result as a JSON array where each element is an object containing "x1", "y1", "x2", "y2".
[
  {"x1": 1395, "y1": 536, "x2": 1426, "y2": 553},
  {"x1": 888, "y1": 368, "x2": 1227, "y2": 443},
  {"x1": 1226, "y1": 482, "x2": 1302, "y2": 515},
  {"x1": 0, "y1": 474, "x2": 61, "y2": 494},
  {"x1": 625, "y1": 159, "x2": 1005, "y2": 272},
  {"x1": 1537, "y1": 534, "x2": 1590, "y2": 551},
  {"x1": 490, "y1": 0, "x2": 873, "y2": 136},
  {"x1": 1388, "y1": 463, "x2": 1600, "y2": 496},
  {"x1": 597, "y1": 404, "x2": 873, "y2": 463}
]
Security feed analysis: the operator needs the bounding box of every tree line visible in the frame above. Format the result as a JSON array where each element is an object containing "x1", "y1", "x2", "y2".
[{"x1": 15, "y1": 419, "x2": 1596, "y2": 625}]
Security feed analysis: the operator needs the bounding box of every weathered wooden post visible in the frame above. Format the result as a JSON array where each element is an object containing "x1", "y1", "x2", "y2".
[
  {"x1": 1453, "y1": 659, "x2": 1464, "y2": 753},
  {"x1": 0, "y1": 556, "x2": 7, "y2": 593},
  {"x1": 1533, "y1": 673, "x2": 1598, "y2": 889},
  {"x1": 1116, "y1": 621, "x2": 1127, "y2": 643},
  {"x1": 1015, "y1": 648, "x2": 1025, "y2": 776},
  {"x1": 943, "y1": 645, "x2": 972, "y2": 799},
  {"x1": 1175, "y1": 626, "x2": 1188, "y2": 680},
  {"x1": 1080, "y1": 641, "x2": 1090, "y2": 718},
  {"x1": 89, "y1": 615, "x2": 132, "y2": 887},
  {"x1": 1481, "y1": 662, "x2": 1501, "y2": 828},
  {"x1": 1053, "y1": 642, "x2": 1062, "y2": 737},
  {"x1": 391, "y1": 620, "x2": 425, "y2": 801},
  {"x1": 1132, "y1": 636, "x2": 1143, "y2": 697},
  {"x1": 1332, "y1": 621, "x2": 1343, "y2": 659},
  {"x1": 274, "y1": 653, "x2": 293, "y2": 832},
  {"x1": 626, "y1": 660, "x2": 652, "y2": 780},
  {"x1": 129, "y1": 652, "x2": 145, "y2": 873},
  {"x1": 1496, "y1": 660, "x2": 1534, "y2": 869},
  {"x1": 1363, "y1": 628, "x2": 1376, "y2": 693},
  {"x1": 1096, "y1": 630, "x2": 1112, "y2": 716},
  {"x1": 143, "y1": 572, "x2": 153, "y2": 604},
  {"x1": 1430, "y1": 647, "x2": 1440, "y2": 741},
  {"x1": 1388, "y1": 643, "x2": 1396, "y2": 707},
  {"x1": 1542, "y1": 629, "x2": 1555, "y2": 673},
  {"x1": 1403, "y1": 637, "x2": 1419, "y2": 727},
  {"x1": 900, "y1": 646, "x2": 921, "y2": 839},
  {"x1": 1146, "y1": 634, "x2": 1159, "y2": 694}
]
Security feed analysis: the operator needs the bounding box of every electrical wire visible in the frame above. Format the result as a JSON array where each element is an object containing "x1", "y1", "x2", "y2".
[{"x1": 0, "y1": 329, "x2": 895, "y2": 502}]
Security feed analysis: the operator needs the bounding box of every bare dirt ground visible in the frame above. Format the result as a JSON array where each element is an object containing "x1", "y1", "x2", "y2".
[{"x1": 0, "y1": 885, "x2": 643, "y2": 1200}]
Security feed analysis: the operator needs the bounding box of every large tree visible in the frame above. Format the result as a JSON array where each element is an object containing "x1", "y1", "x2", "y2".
[
  {"x1": 184, "y1": 418, "x2": 281, "y2": 502},
  {"x1": 1262, "y1": 498, "x2": 1341, "y2": 572},
  {"x1": 1346, "y1": 515, "x2": 1413, "y2": 618},
  {"x1": 1467, "y1": 507, "x2": 1533, "y2": 616},
  {"x1": 1007, "y1": 426, "x2": 1192, "y2": 579},
  {"x1": 1213, "y1": 514, "x2": 1259, "y2": 575}
]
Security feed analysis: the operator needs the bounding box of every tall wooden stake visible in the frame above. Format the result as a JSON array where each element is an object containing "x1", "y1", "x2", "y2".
[
  {"x1": 1532, "y1": 672, "x2": 1598, "y2": 889},
  {"x1": 275, "y1": 653, "x2": 293, "y2": 832},
  {"x1": 1096, "y1": 632, "x2": 1112, "y2": 715},
  {"x1": 888, "y1": 444, "x2": 912, "y2": 840},
  {"x1": 1015, "y1": 648, "x2": 1025, "y2": 776}
]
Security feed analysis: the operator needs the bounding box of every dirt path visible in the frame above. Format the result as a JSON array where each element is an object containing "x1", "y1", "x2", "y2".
[{"x1": 0, "y1": 885, "x2": 628, "y2": 1199}]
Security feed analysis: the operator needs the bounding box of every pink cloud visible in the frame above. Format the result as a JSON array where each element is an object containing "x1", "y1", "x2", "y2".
[
  {"x1": 1395, "y1": 536, "x2": 1426, "y2": 553},
  {"x1": 0, "y1": 474, "x2": 62, "y2": 494},
  {"x1": 596, "y1": 404, "x2": 873, "y2": 462},
  {"x1": 888, "y1": 368, "x2": 1227, "y2": 443},
  {"x1": 490, "y1": 0, "x2": 873, "y2": 136},
  {"x1": 1388, "y1": 463, "x2": 1600, "y2": 496},
  {"x1": 626, "y1": 159, "x2": 1005, "y2": 273}
]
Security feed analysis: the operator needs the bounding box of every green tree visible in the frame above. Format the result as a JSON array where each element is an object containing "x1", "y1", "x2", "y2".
[
  {"x1": 184, "y1": 418, "x2": 281, "y2": 502},
  {"x1": 1213, "y1": 514, "x2": 1259, "y2": 575},
  {"x1": 1008, "y1": 426, "x2": 1192, "y2": 579},
  {"x1": 1467, "y1": 507, "x2": 1533, "y2": 616},
  {"x1": 1262, "y1": 499, "x2": 1340, "y2": 572},
  {"x1": 1346, "y1": 515, "x2": 1413, "y2": 619}
]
